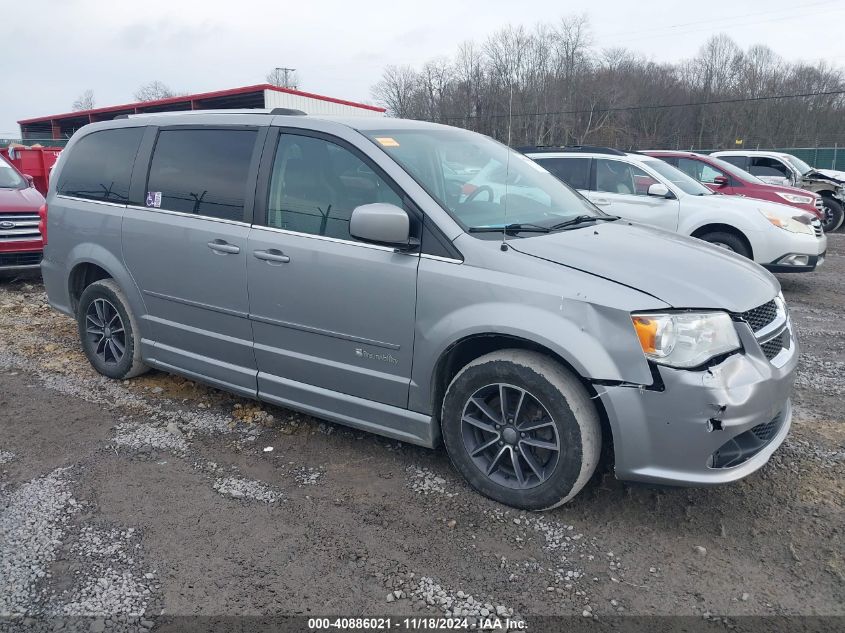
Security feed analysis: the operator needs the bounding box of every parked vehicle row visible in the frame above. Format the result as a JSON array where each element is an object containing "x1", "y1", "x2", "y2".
[
  {"x1": 42, "y1": 112, "x2": 798, "y2": 510},
  {"x1": 523, "y1": 146, "x2": 826, "y2": 273},
  {"x1": 711, "y1": 150, "x2": 845, "y2": 232}
]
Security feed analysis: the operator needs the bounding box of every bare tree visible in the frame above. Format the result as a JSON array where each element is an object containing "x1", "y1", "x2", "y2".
[
  {"x1": 371, "y1": 65, "x2": 419, "y2": 118},
  {"x1": 72, "y1": 89, "x2": 95, "y2": 111},
  {"x1": 134, "y1": 81, "x2": 179, "y2": 102},
  {"x1": 370, "y1": 17, "x2": 845, "y2": 149},
  {"x1": 266, "y1": 68, "x2": 299, "y2": 89}
]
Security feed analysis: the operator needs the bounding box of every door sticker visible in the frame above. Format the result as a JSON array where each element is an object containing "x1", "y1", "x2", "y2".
[{"x1": 145, "y1": 191, "x2": 162, "y2": 208}]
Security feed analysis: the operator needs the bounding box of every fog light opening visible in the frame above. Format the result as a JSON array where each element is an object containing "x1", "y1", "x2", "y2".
[{"x1": 776, "y1": 254, "x2": 810, "y2": 266}]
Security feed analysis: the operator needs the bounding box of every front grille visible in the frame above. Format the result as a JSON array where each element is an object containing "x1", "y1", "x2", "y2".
[
  {"x1": 760, "y1": 331, "x2": 787, "y2": 360},
  {"x1": 0, "y1": 213, "x2": 41, "y2": 242},
  {"x1": 0, "y1": 251, "x2": 42, "y2": 267},
  {"x1": 751, "y1": 414, "x2": 782, "y2": 442},
  {"x1": 739, "y1": 300, "x2": 778, "y2": 332},
  {"x1": 812, "y1": 218, "x2": 823, "y2": 237},
  {"x1": 814, "y1": 197, "x2": 824, "y2": 211}
]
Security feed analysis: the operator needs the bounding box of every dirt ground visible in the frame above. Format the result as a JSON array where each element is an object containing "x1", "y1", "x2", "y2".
[{"x1": 1, "y1": 235, "x2": 843, "y2": 630}]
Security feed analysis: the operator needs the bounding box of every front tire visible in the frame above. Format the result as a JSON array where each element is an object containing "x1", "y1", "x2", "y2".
[
  {"x1": 820, "y1": 197, "x2": 844, "y2": 233},
  {"x1": 441, "y1": 350, "x2": 601, "y2": 510},
  {"x1": 698, "y1": 231, "x2": 751, "y2": 258},
  {"x1": 77, "y1": 279, "x2": 148, "y2": 380}
]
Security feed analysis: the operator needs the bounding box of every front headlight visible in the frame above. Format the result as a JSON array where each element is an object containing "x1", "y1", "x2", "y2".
[
  {"x1": 758, "y1": 208, "x2": 815, "y2": 235},
  {"x1": 631, "y1": 311, "x2": 740, "y2": 368},
  {"x1": 774, "y1": 191, "x2": 813, "y2": 205}
]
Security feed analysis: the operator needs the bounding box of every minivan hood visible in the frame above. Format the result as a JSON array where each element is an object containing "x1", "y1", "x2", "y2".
[
  {"x1": 509, "y1": 221, "x2": 778, "y2": 312},
  {"x1": 0, "y1": 186, "x2": 44, "y2": 212}
]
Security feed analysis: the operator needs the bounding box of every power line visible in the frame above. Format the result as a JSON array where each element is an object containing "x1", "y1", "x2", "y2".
[
  {"x1": 441, "y1": 89, "x2": 845, "y2": 121},
  {"x1": 597, "y1": 0, "x2": 838, "y2": 41}
]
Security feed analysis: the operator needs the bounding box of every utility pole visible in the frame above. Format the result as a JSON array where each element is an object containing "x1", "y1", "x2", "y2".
[{"x1": 273, "y1": 67, "x2": 297, "y2": 89}]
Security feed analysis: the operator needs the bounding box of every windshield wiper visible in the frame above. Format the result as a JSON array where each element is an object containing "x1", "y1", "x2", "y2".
[
  {"x1": 468, "y1": 223, "x2": 550, "y2": 234},
  {"x1": 549, "y1": 215, "x2": 619, "y2": 230}
]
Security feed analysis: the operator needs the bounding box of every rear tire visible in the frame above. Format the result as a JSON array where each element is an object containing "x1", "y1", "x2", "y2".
[
  {"x1": 441, "y1": 350, "x2": 601, "y2": 510},
  {"x1": 698, "y1": 231, "x2": 751, "y2": 258},
  {"x1": 77, "y1": 279, "x2": 148, "y2": 380},
  {"x1": 820, "y1": 197, "x2": 844, "y2": 233}
]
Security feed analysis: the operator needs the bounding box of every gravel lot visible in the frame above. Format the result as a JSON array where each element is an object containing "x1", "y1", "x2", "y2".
[{"x1": 1, "y1": 236, "x2": 843, "y2": 629}]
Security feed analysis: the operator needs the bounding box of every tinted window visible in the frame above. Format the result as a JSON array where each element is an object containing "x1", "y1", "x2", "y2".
[
  {"x1": 749, "y1": 157, "x2": 790, "y2": 178},
  {"x1": 58, "y1": 128, "x2": 143, "y2": 202},
  {"x1": 266, "y1": 134, "x2": 403, "y2": 240},
  {"x1": 594, "y1": 159, "x2": 658, "y2": 196},
  {"x1": 718, "y1": 155, "x2": 747, "y2": 169},
  {"x1": 538, "y1": 157, "x2": 590, "y2": 190},
  {"x1": 146, "y1": 129, "x2": 257, "y2": 221}
]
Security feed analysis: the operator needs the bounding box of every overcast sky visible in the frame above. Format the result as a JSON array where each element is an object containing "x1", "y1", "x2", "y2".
[{"x1": 3, "y1": 0, "x2": 843, "y2": 135}]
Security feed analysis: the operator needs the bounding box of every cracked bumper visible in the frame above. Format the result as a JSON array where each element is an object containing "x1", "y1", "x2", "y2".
[{"x1": 599, "y1": 321, "x2": 798, "y2": 486}]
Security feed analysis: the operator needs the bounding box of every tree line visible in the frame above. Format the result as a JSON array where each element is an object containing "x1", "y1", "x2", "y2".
[{"x1": 371, "y1": 16, "x2": 845, "y2": 150}]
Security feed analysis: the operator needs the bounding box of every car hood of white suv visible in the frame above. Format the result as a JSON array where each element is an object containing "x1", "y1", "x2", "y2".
[
  {"x1": 510, "y1": 220, "x2": 778, "y2": 313},
  {"x1": 812, "y1": 168, "x2": 845, "y2": 183},
  {"x1": 685, "y1": 190, "x2": 817, "y2": 220}
]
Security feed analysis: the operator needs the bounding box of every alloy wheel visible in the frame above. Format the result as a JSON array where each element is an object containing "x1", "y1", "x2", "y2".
[
  {"x1": 85, "y1": 298, "x2": 126, "y2": 365},
  {"x1": 460, "y1": 383, "x2": 560, "y2": 490}
]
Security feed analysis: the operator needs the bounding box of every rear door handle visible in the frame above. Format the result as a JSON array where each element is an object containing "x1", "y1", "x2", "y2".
[
  {"x1": 207, "y1": 239, "x2": 240, "y2": 255},
  {"x1": 254, "y1": 249, "x2": 291, "y2": 264},
  {"x1": 593, "y1": 198, "x2": 611, "y2": 206}
]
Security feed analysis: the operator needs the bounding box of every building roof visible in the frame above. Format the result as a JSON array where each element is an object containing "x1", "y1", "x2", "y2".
[{"x1": 18, "y1": 83, "x2": 385, "y2": 125}]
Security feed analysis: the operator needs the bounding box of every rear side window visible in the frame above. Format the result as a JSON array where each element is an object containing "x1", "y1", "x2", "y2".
[
  {"x1": 146, "y1": 129, "x2": 257, "y2": 221},
  {"x1": 718, "y1": 155, "x2": 747, "y2": 169},
  {"x1": 57, "y1": 128, "x2": 143, "y2": 203},
  {"x1": 537, "y1": 157, "x2": 590, "y2": 190}
]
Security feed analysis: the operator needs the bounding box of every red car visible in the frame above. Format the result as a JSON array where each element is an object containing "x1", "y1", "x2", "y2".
[
  {"x1": 0, "y1": 152, "x2": 45, "y2": 275},
  {"x1": 644, "y1": 151, "x2": 824, "y2": 222}
]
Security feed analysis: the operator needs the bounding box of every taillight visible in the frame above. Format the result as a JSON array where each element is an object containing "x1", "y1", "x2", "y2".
[{"x1": 38, "y1": 203, "x2": 48, "y2": 245}]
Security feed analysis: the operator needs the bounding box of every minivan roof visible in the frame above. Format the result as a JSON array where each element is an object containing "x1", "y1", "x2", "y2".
[{"x1": 99, "y1": 109, "x2": 453, "y2": 133}]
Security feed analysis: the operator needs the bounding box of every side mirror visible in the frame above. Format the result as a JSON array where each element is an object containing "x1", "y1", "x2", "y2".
[
  {"x1": 647, "y1": 183, "x2": 671, "y2": 198},
  {"x1": 23, "y1": 174, "x2": 35, "y2": 188},
  {"x1": 712, "y1": 175, "x2": 729, "y2": 187},
  {"x1": 350, "y1": 203, "x2": 411, "y2": 247}
]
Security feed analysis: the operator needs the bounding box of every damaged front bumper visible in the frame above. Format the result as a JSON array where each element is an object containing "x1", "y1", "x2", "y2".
[{"x1": 599, "y1": 318, "x2": 798, "y2": 486}]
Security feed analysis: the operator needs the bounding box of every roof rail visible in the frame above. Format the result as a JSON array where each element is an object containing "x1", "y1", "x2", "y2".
[
  {"x1": 269, "y1": 108, "x2": 306, "y2": 116},
  {"x1": 124, "y1": 108, "x2": 307, "y2": 119},
  {"x1": 518, "y1": 145, "x2": 627, "y2": 156}
]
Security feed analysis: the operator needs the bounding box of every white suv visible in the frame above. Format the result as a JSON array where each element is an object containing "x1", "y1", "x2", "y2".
[{"x1": 525, "y1": 147, "x2": 827, "y2": 273}]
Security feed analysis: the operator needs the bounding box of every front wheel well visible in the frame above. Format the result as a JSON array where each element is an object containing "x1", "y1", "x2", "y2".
[
  {"x1": 68, "y1": 263, "x2": 112, "y2": 313},
  {"x1": 431, "y1": 334, "x2": 614, "y2": 466},
  {"x1": 690, "y1": 223, "x2": 753, "y2": 258}
]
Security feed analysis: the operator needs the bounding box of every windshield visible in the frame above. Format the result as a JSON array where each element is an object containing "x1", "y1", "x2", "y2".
[
  {"x1": 362, "y1": 127, "x2": 602, "y2": 233},
  {"x1": 0, "y1": 157, "x2": 26, "y2": 189},
  {"x1": 784, "y1": 154, "x2": 813, "y2": 175},
  {"x1": 643, "y1": 159, "x2": 713, "y2": 196}
]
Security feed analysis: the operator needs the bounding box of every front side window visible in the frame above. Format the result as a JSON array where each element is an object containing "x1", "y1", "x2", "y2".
[
  {"x1": 594, "y1": 159, "x2": 658, "y2": 196},
  {"x1": 57, "y1": 128, "x2": 143, "y2": 202},
  {"x1": 642, "y1": 159, "x2": 714, "y2": 196},
  {"x1": 677, "y1": 158, "x2": 725, "y2": 184},
  {"x1": 266, "y1": 133, "x2": 403, "y2": 240},
  {"x1": 749, "y1": 157, "x2": 790, "y2": 179},
  {"x1": 0, "y1": 156, "x2": 26, "y2": 189},
  {"x1": 538, "y1": 157, "x2": 591, "y2": 190},
  {"x1": 361, "y1": 127, "x2": 600, "y2": 232},
  {"x1": 146, "y1": 128, "x2": 257, "y2": 221}
]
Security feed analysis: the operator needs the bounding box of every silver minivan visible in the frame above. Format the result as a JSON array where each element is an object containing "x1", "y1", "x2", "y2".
[{"x1": 41, "y1": 112, "x2": 797, "y2": 509}]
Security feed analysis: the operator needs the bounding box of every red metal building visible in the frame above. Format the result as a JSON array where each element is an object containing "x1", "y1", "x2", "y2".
[{"x1": 18, "y1": 84, "x2": 386, "y2": 141}]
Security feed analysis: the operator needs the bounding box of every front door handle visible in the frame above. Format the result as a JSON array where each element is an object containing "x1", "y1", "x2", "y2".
[
  {"x1": 254, "y1": 249, "x2": 291, "y2": 264},
  {"x1": 593, "y1": 198, "x2": 611, "y2": 206},
  {"x1": 207, "y1": 239, "x2": 240, "y2": 255}
]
